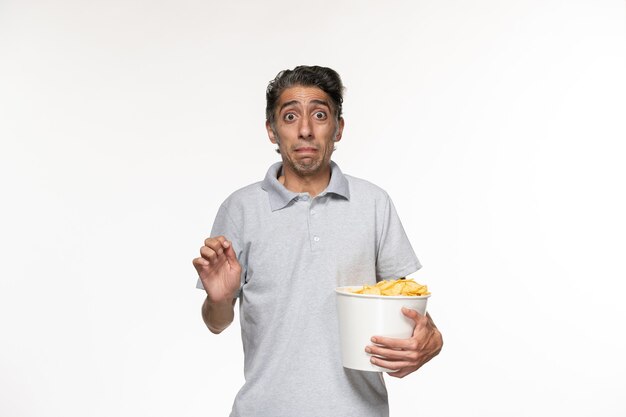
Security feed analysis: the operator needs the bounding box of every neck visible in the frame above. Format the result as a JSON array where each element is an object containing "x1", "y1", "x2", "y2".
[{"x1": 278, "y1": 164, "x2": 331, "y2": 197}]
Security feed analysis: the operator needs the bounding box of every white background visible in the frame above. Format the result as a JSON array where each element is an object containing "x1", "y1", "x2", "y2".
[{"x1": 1, "y1": 1, "x2": 625, "y2": 416}]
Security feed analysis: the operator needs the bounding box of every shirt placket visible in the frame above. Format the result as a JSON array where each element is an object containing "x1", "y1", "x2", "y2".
[{"x1": 298, "y1": 193, "x2": 322, "y2": 253}]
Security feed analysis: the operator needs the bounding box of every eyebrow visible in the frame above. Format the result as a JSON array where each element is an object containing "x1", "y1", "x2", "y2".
[{"x1": 279, "y1": 99, "x2": 331, "y2": 113}]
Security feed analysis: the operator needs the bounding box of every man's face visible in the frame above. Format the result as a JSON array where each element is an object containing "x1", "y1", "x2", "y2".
[{"x1": 266, "y1": 85, "x2": 344, "y2": 178}]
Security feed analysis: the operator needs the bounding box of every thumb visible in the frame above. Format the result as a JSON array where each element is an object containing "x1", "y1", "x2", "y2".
[
  {"x1": 223, "y1": 240, "x2": 239, "y2": 264},
  {"x1": 401, "y1": 307, "x2": 422, "y2": 323}
]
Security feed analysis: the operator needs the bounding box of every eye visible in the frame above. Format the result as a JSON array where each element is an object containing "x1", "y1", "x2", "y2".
[
  {"x1": 314, "y1": 111, "x2": 327, "y2": 120},
  {"x1": 284, "y1": 113, "x2": 296, "y2": 122}
]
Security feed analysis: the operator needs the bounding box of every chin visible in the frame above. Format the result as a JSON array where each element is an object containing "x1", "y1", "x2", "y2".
[{"x1": 293, "y1": 161, "x2": 323, "y2": 175}]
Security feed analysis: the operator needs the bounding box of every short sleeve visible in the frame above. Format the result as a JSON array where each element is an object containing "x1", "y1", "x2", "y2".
[
  {"x1": 195, "y1": 204, "x2": 246, "y2": 297},
  {"x1": 375, "y1": 195, "x2": 421, "y2": 280}
]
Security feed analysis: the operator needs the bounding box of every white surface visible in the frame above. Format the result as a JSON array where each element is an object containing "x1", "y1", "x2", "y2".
[
  {"x1": 336, "y1": 287, "x2": 429, "y2": 372},
  {"x1": 1, "y1": 1, "x2": 625, "y2": 417}
]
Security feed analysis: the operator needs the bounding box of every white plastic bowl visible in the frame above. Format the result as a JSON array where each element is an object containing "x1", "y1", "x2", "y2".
[{"x1": 335, "y1": 286, "x2": 430, "y2": 372}]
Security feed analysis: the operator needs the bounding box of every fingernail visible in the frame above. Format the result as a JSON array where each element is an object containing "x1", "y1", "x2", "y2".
[
  {"x1": 365, "y1": 347, "x2": 371, "y2": 353},
  {"x1": 371, "y1": 337, "x2": 377, "y2": 343}
]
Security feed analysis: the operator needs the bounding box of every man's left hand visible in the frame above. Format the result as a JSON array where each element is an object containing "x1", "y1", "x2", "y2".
[{"x1": 366, "y1": 308, "x2": 443, "y2": 378}]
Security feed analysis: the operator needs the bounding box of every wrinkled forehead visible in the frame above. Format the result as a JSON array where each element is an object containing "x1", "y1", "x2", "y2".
[{"x1": 275, "y1": 85, "x2": 336, "y2": 115}]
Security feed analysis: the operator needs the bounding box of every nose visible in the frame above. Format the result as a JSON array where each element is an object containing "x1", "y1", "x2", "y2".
[{"x1": 298, "y1": 117, "x2": 313, "y2": 140}]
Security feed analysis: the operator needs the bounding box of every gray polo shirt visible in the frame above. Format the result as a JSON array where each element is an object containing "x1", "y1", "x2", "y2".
[{"x1": 197, "y1": 161, "x2": 421, "y2": 417}]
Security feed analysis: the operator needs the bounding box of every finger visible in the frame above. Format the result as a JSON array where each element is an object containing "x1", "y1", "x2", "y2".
[
  {"x1": 204, "y1": 235, "x2": 224, "y2": 245},
  {"x1": 370, "y1": 335, "x2": 414, "y2": 350},
  {"x1": 386, "y1": 367, "x2": 414, "y2": 379},
  {"x1": 403, "y1": 308, "x2": 429, "y2": 334},
  {"x1": 200, "y1": 246, "x2": 219, "y2": 263},
  {"x1": 369, "y1": 356, "x2": 415, "y2": 372},
  {"x1": 192, "y1": 257, "x2": 209, "y2": 273},
  {"x1": 222, "y1": 241, "x2": 238, "y2": 262},
  {"x1": 204, "y1": 243, "x2": 225, "y2": 259},
  {"x1": 204, "y1": 236, "x2": 229, "y2": 251},
  {"x1": 401, "y1": 307, "x2": 424, "y2": 322},
  {"x1": 366, "y1": 344, "x2": 416, "y2": 361}
]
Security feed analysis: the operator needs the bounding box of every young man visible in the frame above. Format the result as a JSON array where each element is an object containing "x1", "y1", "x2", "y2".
[{"x1": 193, "y1": 65, "x2": 443, "y2": 417}]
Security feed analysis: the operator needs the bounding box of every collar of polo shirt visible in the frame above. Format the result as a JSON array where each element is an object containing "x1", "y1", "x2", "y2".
[{"x1": 261, "y1": 161, "x2": 350, "y2": 211}]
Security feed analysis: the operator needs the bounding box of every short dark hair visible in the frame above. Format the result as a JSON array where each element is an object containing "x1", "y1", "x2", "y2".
[{"x1": 265, "y1": 65, "x2": 344, "y2": 126}]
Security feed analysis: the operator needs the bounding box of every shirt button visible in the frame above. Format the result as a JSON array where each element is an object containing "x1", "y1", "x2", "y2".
[
  {"x1": 313, "y1": 236, "x2": 320, "y2": 242},
  {"x1": 310, "y1": 209, "x2": 316, "y2": 215},
  {"x1": 301, "y1": 195, "x2": 309, "y2": 201}
]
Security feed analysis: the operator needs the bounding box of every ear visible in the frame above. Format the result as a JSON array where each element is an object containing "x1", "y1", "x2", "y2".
[
  {"x1": 266, "y1": 120, "x2": 277, "y2": 144},
  {"x1": 334, "y1": 117, "x2": 345, "y2": 142}
]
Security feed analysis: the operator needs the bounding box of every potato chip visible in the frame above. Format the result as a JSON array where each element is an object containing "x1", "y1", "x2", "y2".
[
  {"x1": 361, "y1": 286, "x2": 381, "y2": 295},
  {"x1": 351, "y1": 278, "x2": 430, "y2": 296}
]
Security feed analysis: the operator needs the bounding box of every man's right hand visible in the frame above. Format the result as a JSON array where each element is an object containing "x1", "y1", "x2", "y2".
[{"x1": 193, "y1": 236, "x2": 242, "y2": 303}]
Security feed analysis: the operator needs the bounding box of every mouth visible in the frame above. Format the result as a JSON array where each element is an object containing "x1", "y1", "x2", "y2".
[{"x1": 294, "y1": 147, "x2": 318, "y2": 155}]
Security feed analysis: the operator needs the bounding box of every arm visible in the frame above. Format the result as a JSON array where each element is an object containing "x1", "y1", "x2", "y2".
[
  {"x1": 366, "y1": 309, "x2": 443, "y2": 378},
  {"x1": 371, "y1": 195, "x2": 442, "y2": 376},
  {"x1": 193, "y1": 236, "x2": 242, "y2": 334}
]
